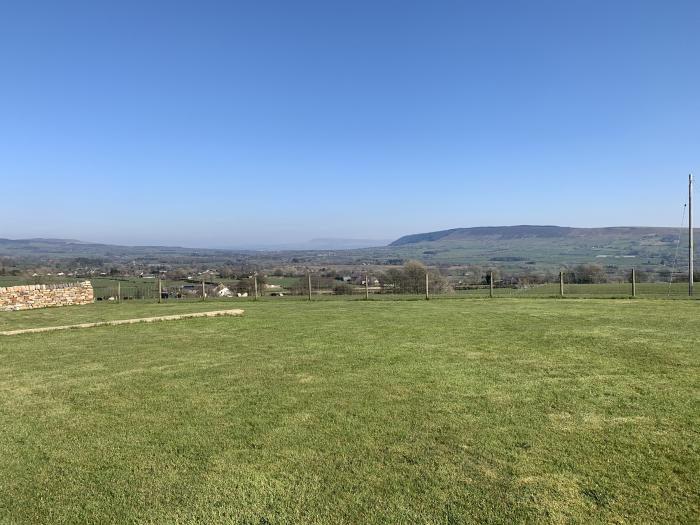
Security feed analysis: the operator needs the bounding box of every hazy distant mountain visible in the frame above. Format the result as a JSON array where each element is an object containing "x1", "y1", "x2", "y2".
[
  {"x1": 390, "y1": 225, "x2": 685, "y2": 246},
  {"x1": 0, "y1": 238, "x2": 241, "y2": 260},
  {"x1": 216, "y1": 238, "x2": 392, "y2": 250},
  {"x1": 0, "y1": 236, "x2": 393, "y2": 263},
  {"x1": 305, "y1": 238, "x2": 392, "y2": 249},
  {"x1": 378, "y1": 224, "x2": 698, "y2": 271},
  {"x1": 1, "y1": 226, "x2": 694, "y2": 273},
  {"x1": 0, "y1": 237, "x2": 86, "y2": 245}
]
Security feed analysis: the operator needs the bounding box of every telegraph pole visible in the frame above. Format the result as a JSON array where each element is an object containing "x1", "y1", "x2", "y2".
[{"x1": 690, "y1": 174, "x2": 694, "y2": 296}]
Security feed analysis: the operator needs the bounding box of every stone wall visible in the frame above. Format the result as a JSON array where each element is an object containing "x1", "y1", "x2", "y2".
[{"x1": 0, "y1": 281, "x2": 94, "y2": 312}]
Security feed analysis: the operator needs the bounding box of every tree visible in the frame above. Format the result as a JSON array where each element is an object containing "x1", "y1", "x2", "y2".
[
  {"x1": 382, "y1": 268, "x2": 404, "y2": 292},
  {"x1": 627, "y1": 269, "x2": 649, "y2": 283},
  {"x1": 464, "y1": 265, "x2": 484, "y2": 284},
  {"x1": 381, "y1": 261, "x2": 450, "y2": 294},
  {"x1": 217, "y1": 266, "x2": 239, "y2": 279},
  {"x1": 483, "y1": 269, "x2": 501, "y2": 285},
  {"x1": 333, "y1": 282, "x2": 354, "y2": 295},
  {"x1": 570, "y1": 264, "x2": 607, "y2": 284},
  {"x1": 401, "y1": 260, "x2": 428, "y2": 294},
  {"x1": 236, "y1": 274, "x2": 267, "y2": 295}
]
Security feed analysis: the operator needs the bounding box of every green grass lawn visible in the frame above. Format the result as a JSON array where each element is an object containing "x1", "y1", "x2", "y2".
[
  {"x1": 495, "y1": 281, "x2": 696, "y2": 298},
  {"x1": 0, "y1": 299, "x2": 698, "y2": 523}
]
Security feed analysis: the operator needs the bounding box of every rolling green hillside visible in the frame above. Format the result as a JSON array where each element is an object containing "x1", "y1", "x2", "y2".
[
  {"x1": 1, "y1": 225, "x2": 696, "y2": 277},
  {"x1": 376, "y1": 225, "x2": 695, "y2": 272}
]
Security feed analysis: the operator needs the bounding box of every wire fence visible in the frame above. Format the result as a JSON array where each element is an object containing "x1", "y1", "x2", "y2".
[
  {"x1": 88, "y1": 273, "x2": 699, "y2": 302},
  {"x1": 92, "y1": 280, "x2": 217, "y2": 302}
]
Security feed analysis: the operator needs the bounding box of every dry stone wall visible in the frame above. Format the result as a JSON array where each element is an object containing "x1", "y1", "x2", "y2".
[{"x1": 0, "y1": 281, "x2": 94, "y2": 311}]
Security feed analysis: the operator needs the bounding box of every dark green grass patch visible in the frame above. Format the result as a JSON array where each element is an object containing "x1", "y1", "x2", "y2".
[{"x1": 0, "y1": 300, "x2": 698, "y2": 523}]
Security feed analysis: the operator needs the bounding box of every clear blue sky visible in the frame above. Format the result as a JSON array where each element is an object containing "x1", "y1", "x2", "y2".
[{"x1": 1, "y1": 1, "x2": 698, "y2": 247}]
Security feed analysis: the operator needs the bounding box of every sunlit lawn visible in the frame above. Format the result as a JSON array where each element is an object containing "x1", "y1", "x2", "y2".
[{"x1": 0, "y1": 298, "x2": 697, "y2": 523}]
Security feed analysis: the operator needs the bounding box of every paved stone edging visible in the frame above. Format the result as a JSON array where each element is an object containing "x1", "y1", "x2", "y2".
[{"x1": 0, "y1": 309, "x2": 245, "y2": 336}]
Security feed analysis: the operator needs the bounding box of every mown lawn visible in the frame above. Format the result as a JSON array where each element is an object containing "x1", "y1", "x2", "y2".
[{"x1": 0, "y1": 299, "x2": 698, "y2": 523}]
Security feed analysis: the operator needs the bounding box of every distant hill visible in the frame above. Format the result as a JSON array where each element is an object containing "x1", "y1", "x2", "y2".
[
  {"x1": 0, "y1": 238, "x2": 247, "y2": 261},
  {"x1": 390, "y1": 225, "x2": 681, "y2": 246},
  {"x1": 373, "y1": 224, "x2": 700, "y2": 272},
  {"x1": 0, "y1": 226, "x2": 695, "y2": 275},
  {"x1": 304, "y1": 238, "x2": 392, "y2": 249}
]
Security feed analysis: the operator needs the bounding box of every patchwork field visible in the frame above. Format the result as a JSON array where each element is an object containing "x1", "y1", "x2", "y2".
[{"x1": 0, "y1": 298, "x2": 698, "y2": 523}]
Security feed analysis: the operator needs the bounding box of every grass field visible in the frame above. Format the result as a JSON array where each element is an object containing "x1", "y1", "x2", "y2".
[
  {"x1": 0, "y1": 298, "x2": 698, "y2": 523},
  {"x1": 481, "y1": 282, "x2": 696, "y2": 299}
]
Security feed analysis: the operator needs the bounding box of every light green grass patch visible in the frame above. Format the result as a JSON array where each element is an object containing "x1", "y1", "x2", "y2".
[{"x1": 0, "y1": 299, "x2": 698, "y2": 523}]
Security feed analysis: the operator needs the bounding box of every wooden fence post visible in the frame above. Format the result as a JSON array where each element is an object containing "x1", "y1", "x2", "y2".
[
  {"x1": 425, "y1": 271, "x2": 429, "y2": 300},
  {"x1": 632, "y1": 268, "x2": 636, "y2": 298},
  {"x1": 202, "y1": 280, "x2": 206, "y2": 301},
  {"x1": 559, "y1": 271, "x2": 564, "y2": 297},
  {"x1": 158, "y1": 279, "x2": 162, "y2": 303},
  {"x1": 365, "y1": 273, "x2": 369, "y2": 300},
  {"x1": 489, "y1": 271, "x2": 494, "y2": 298},
  {"x1": 254, "y1": 274, "x2": 258, "y2": 300},
  {"x1": 308, "y1": 273, "x2": 312, "y2": 301},
  {"x1": 117, "y1": 282, "x2": 121, "y2": 303}
]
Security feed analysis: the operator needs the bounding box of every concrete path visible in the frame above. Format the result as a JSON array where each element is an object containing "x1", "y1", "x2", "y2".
[{"x1": 0, "y1": 309, "x2": 245, "y2": 336}]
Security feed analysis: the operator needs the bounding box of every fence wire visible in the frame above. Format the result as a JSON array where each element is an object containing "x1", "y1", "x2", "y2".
[{"x1": 87, "y1": 273, "x2": 699, "y2": 302}]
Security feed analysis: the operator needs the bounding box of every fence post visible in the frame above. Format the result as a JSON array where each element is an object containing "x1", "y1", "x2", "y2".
[
  {"x1": 158, "y1": 279, "x2": 162, "y2": 303},
  {"x1": 631, "y1": 268, "x2": 636, "y2": 298},
  {"x1": 425, "y1": 271, "x2": 429, "y2": 300},
  {"x1": 365, "y1": 273, "x2": 369, "y2": 300},
  {"x1": 308, "y1": 273, "x2": 312, "y2": 301},
  {"x1": 559, "y1": 271, "x2": 564, "y2": 297},
  {"x1": 489, "y1": 271, "x2": 494, "y2": 298},
  {"x1": 202, "y1": 279, "x2": 206, "y2": 301},
  {"x1": 254, "y1": 273, "x2": 258, "y2": 300},
  {"x1": 117, "y1": 282, "x2": 121, "y2": 303}
]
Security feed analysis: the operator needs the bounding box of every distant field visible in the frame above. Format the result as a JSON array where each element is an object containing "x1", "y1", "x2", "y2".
[
  {"x1": 477, "y1": 282, "x2": 694, "y2": 298},
  {"x1": 266, "y1": 276, "x2": 301, "y2": 288},
  {"x1": 3, "y1": 274, "x2": 697, "y2": 300},
  {"x1": 0, "y1": 275, "x2": 85, "y2": 287},
  {"x1": 0, "y1": 298, "x2": 697, "y2": 523}
]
